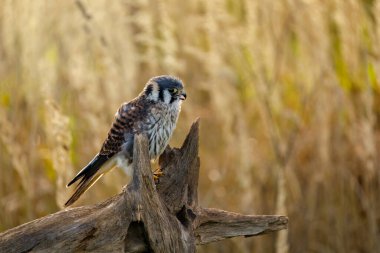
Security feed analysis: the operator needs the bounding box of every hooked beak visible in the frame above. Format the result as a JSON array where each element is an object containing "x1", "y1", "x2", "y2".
[{"x1": 180, "y1": 91, "x2": 187, "y2": 101}]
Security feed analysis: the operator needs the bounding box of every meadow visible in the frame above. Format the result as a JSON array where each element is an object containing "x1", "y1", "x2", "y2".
[{"x1": 0, "y1": 0, "x2": 379, "y2": 252}]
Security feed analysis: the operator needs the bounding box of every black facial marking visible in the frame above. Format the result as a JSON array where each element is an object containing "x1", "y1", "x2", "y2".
[
  {"x1": 170, "y1": 96, "x2": 177, "y2": 104},
  {"x1": 144, "y1": 84, "x2": 153, "y2": 96},
  {"x1": 158, "y1": 89, "x2": 165, "y2": 102}
]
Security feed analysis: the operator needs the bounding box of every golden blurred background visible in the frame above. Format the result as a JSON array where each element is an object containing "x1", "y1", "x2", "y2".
[{"x1": 0, "y1": 0, "x2": 379, "y2": 252}]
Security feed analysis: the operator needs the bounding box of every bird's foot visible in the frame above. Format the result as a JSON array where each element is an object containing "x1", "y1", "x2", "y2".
[{"x1": 153, "y1": 168, "x2": 164, "y2": 183}]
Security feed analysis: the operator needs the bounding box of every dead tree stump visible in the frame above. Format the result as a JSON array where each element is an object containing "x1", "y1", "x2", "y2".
[{"x1": 0, "y1": 119, "x2": 288, "y2": 252}]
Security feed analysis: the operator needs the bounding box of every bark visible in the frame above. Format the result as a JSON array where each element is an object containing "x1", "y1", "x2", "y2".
[{"x1": 0, "y1": 119, "x2": 288, "y2": 253}]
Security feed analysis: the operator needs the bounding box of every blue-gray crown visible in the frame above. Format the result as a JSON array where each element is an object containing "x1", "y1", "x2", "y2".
[{"x1": 153, "y1": 75, "x2": 183, "y2": 90}]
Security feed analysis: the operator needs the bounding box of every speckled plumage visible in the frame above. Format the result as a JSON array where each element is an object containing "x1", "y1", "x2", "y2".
[{"x1": 65, "y1": 75, "x2": 186, "y2": 206}]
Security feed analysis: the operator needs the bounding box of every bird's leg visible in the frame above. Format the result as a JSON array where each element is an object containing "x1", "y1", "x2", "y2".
[
  {"x1": 153, "y1": 167, "x2": 164, "y2": 183},
  {"x1": 151, "y1": 159, "x2": 164, "y2": 183}
]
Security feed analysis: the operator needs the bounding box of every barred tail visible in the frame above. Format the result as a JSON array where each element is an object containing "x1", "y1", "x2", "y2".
[{"x1": 65, "y1": 154, "x2": 114, "y2": 207}]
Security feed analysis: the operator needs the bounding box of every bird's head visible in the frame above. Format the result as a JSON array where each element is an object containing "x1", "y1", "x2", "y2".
[{"x1": 143, "y1": 75, "x2": 187, "y2": 104}]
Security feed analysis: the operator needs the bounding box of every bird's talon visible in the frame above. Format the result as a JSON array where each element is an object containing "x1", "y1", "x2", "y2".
[{"x1": 153, "y1": 168, "x2": 164, "y2": 183}]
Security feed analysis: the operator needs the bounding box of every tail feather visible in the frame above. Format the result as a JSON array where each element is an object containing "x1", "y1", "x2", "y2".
[
  {"x1": 65, "y1": 154, "x2": 115, "y2": 207},
  {"x1": 67, "y1": 155, "x2": 108, "y2": 187},
  {"x1": 64, "y1": 174, "x2": 104, "y2": 207}
]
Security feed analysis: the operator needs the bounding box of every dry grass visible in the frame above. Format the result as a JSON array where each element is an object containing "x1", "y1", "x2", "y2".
[{"x1": 1, "y1": 0, "x2": 380, "y2": 252}]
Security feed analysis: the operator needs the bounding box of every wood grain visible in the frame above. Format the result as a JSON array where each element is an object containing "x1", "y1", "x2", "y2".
[{"x1": 0, "y1": 119, "x2": 288, "y2": 252}]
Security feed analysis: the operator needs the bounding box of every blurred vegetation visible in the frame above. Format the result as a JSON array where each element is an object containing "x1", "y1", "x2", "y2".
[{"x1": 0, "y1": 0, "x2": 379, "y2": 252}]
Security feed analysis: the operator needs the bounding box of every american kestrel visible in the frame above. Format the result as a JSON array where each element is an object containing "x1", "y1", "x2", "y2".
[{"x1": 65, "y1": 75, "x2": 186, "y2": 206}]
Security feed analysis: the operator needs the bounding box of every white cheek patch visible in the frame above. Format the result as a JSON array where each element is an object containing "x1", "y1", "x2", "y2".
[{"x1": 163, "y1": 90, "x2": 171, "y2": 104}]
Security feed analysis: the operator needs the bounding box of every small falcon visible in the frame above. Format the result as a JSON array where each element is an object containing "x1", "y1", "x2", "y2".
[{"x1": 65, "y1": 75, "x2": 186, "y2": 206}]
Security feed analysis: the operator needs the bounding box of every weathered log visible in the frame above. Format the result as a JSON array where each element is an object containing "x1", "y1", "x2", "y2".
[{"x1": 0, "y1": 119, "x2": 288, "y2": 252}]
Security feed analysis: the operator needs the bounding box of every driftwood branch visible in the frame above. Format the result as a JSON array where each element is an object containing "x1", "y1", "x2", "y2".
[{"x1": 0, "y1": 119, "x2": 288, "y2": 252}]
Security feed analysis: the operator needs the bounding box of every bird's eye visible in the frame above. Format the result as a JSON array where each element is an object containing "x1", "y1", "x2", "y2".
[{"x1": 169, "y1": 88, "x2": 178, "y2": 94}]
